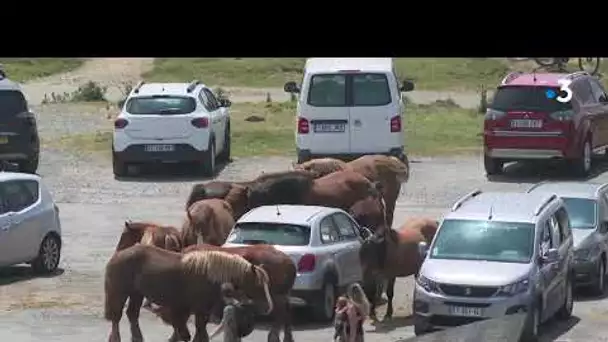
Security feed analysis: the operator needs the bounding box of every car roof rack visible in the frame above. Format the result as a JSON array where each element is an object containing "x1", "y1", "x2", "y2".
[
  {"x1": 187, "y1": 80, "x2": 201, "y2": 93},
  {"x1": 132, "y1": 81, "x2": 145, "y2": 94},
  {"x1": 533, "y1": 194, "x2": 557, "y2": 216},
  {"x1": 565, "y1": 71, "x2": 590, "y2": 80},
  {"x1": 451, "y1": 189, "x2": 482, "y2": 212},
  {"x1": 501, "y1": 71, "x2": 524, "y2": 85}
]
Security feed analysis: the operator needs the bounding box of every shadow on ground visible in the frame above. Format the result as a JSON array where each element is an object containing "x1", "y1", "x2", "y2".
[
  {"x1": 369, "y1": 315, "x2": 414, "y2": 333},
  {"x1": 487, "y1": 157, "x2": 608, "y2": 184},
  {"x1": 0, "y1": 266, "x2": 64, "y2": 286},
  {"x1": 115, "y1": 161, "x2": 230, "y2": 183},
  {"x1": 540, "y1": 316, "x2": 580, "y2": 341},
  {"x1": 574, "y1": 287, "x2": 608, "y2": 302}
]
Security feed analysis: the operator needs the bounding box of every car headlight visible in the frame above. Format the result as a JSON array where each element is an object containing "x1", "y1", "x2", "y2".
[
  {"x1": 496, "y1": 278, "x2": 529, "y2": 297},
  {"x1": 416, "y1": 275, "x2": 441, "y2": 293}
]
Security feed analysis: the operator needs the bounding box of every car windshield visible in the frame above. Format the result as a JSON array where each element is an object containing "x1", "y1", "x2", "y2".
[
  {"x1": 226, "y1": 222, "x2": 311, "y2": 246},
  {"x1": 491, "y1": 86, "x2": 572, "y2": 112},
  {"x1": 430, "y1": 219, "x2": 535, "y2": 263},
  {"x1": 125, "y1": 95, "x2": 196, "y2": 115},
  {"x1": 562, "y1": 197, "x2": 596, "y2": 229},
  {"x1": 307, "y1": 73, "x2": 391, "y2": 107}
]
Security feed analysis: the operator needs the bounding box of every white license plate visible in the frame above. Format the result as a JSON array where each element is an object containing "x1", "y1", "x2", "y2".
[
  {"x1": 448, "y1": 306, "x2": 483, "y2": 317},
  {"x1": 144, "y1": 144, "x2": 175, "y2": 152},
  {"x1": 510, "y1": 119, "x2": 543, "y2": 128},
  {"x1": 314, "y1": 123, "x2": 345, "y2": 133}
]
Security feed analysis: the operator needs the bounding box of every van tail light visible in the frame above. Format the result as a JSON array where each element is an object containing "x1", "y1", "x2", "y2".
[
  {"x1": 297, "y1": 254, "x2": 316, "y2": 272},
  {"x1": 297, "y1": 117, "x2": 310, "y2": 134},
  {"x1": 390, "y1": 115, "x2": 401, "y2": 132},
  {"x1": 114, "y1": 118, "x2": 129, "y2": 129},
  {"x1": 191, "y1": 117, "x2": 209, "y2": 128}
]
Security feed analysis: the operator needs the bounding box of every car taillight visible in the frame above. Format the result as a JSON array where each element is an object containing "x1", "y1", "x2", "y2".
[
  {"x1": 297, "y1": 254, "x2": 316, "y2": 272},
  {"x1": 390, "y1": 115, "x2": 401, "y2": 132},
  {"x1": 191, "y1": 117, "x2": 209, "y2": 128},
  {"x1": 297, "y1": 117, "x2": 309, "y2": 134},
  {"x1": 549, "y1": 109, "x2": 575, "y2": 122},
  {"x1": 484, "y1": 109, "x2": 507, "y2": 120},
  {"x1": 114, "y1": 118, "x2": 129, "y2": 129}
]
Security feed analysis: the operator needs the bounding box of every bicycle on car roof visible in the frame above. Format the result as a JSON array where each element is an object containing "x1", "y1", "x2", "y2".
[{"x1": 533, "y1": 57, "x2": 601, "y2": 75}]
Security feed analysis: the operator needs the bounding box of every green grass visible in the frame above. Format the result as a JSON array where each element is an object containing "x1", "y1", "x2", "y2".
[
  {"x1": 45, "y1": 101, "x2": 483, "y2": 157},
  {"x1": 144, "y1": 58, "x2": 509, "y2": 91},
  {"x1": 0, "y1": 58, "x2": 85, "y2": 82}
]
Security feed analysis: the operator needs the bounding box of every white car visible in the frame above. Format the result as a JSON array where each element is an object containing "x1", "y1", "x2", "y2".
[
  {"x1": 283, "y1": 58, "x2": 414, "y2": 164},
  {"x1": 112, "y1": 80, "x2": 231, "y2": 177},
  {"x1": 0, "y1": 172, "x2": 62, "y2": 273},
  {"x1": 224, "y1": 205, "x2": 370, "y2": 321}
]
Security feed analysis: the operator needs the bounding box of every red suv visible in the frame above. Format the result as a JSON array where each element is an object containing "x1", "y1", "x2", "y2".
[{"x1": 484, "y1": 71, "x2": 608, "y2": 177}]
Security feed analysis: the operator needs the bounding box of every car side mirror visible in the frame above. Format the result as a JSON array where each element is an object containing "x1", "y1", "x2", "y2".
[
  {"x1": 284, "y1": 81, "x2": 300, "y2": 94},
  {"x1": 418, "y1": 241, "x2": 429, "y2": 258},
  {"x1": 541, "y1": 248, "x2": 559, "y2": 264},
  {"x1": 219, "y1": 98, "x2": 232, "y2": 108},
  {"x1": 359, "y1": 226, "x2": 373, "y2": 240},
  {"x1": 400, "y1": 80, "x2": 415, "y2": 92}
]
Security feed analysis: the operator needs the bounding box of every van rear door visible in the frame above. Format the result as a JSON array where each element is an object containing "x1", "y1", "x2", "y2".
[
  {"x1": 298, "y1": 74, "x2": 350, "y2": 154},
  {"x1": 349, "y1": 72, "x2": 400, "y2": 154}
]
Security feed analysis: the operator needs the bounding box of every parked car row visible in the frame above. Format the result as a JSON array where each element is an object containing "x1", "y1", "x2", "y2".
[{"x1": 414, "y1": 181, "x2": 608, "y2": 341}]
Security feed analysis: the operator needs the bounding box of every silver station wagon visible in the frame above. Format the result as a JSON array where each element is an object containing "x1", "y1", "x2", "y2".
[
  {"x1": 224, "y1": 205, "x2": 369, "y2": 321},
  {"x1": 414, "y1": 190, "x2": 574, "y2": 341}
]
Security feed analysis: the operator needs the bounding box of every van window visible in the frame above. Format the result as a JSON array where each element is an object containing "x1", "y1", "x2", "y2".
[
  {"x1": 307, "y1": 74, "x2": 347, "y2": 107},
  {"x1": 352, "y1": 73, "x2": 391, "y2": 106}
]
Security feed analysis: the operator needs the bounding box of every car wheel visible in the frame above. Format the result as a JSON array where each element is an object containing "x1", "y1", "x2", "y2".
[
  {"x1": 31, "y1": 234, "x2": 61, "y2": 274},
  {"x1": 18, "y1": 155, "x2": 39, "y2": 174},
  {"x1": 200, "y1": 140, "x2": 216, "y2": 177},
  {"x1": 218, "y1": 124, "x2": 231, "y2": 163},
  {"x1": 414, "y1": 319, "x2": 429, "y2": 336},
  {"x1": 520, "y1": 302, "x2": 540, "y2": 342},
  {"x1": 592, "y1": 258, "x2": 606, "y2": 296},
  {"x1": 297, "y1": 153, "x2": 310, "y2": 164},
  {"x1": 557, "y1": 277, "x2": 574, "y2": 319},
  {"x1": 312, "y1": 279, "x2": 336, "y2": 322},
  {"x1": 484, "y1": 155, "x2": 504, "y2": 176},
  {"x1": 571, "y1": 139, "x2": 592, "y2": 177},
  {"x1": 112, "y1": 154, "x2": 127, "y2": 177}
]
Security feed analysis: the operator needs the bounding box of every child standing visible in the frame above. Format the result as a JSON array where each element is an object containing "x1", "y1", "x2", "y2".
[
  {"x1": 334, "y1": 296, "x2": 349, "y2": 342},
  {"x1": 209, "y1": 283, "x2": 244, "y2": 342}
]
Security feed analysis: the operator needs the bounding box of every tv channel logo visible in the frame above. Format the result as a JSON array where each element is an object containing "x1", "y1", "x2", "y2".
[{"x1": 545, "y1": 79, "x2": 573, "y2": 103}]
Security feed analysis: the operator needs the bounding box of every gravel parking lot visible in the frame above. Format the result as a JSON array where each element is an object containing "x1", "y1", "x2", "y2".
[{"x1": 3, "y1": 102, "x2": 608, "y2": 341}]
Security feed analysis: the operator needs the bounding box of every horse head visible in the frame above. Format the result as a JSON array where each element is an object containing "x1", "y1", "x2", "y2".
[{"x1": 115, "y1": 220, "x2": 145, "y2": 251}]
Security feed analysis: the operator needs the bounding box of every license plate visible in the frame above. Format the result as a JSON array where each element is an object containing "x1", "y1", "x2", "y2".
[
  {"x1": 448, "y1": 306, "x2": 483, "y2": 317},
  {"x1": 0, "y1": 136, "x2": 8, "y2": 144},
  {"x1": 510, "y1": 119, "x2": 543, "y2": 128},
  {"x1": 144, "y1": 144, "x2": 175, "y2": 152},
  {"x1": 313, "y1": 123, "x2": 345, "y2": 133}
]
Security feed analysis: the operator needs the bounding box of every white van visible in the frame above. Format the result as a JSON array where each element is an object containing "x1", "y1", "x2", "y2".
[{"x1": 284, "y1": 58, "x2": 414, "y2": 164}]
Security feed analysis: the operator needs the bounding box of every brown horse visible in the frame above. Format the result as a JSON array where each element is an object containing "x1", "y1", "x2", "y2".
[
  {"x1": 304, "y1": 169, "x2": 383, "y2": 211},
  {"x1": 247, "y1": 170, "x2": 317, "y2": 209},
  {"x1": 105, "y1": 244, "x2": 273, "y2": 342},
  {"x1": 359, "y1": 217, "x2": 438, "y2": 322},
  {"x1": 115, "y1": 220, "x2": 182, "y2": 252},
  {"x1": 182, "y1": 199, "x2": 236, "y2": 248},
  {"x1": 151, "y1": 243, "x2": 296, "y2": 342},
  {"x1": 186, "y1": 181, "x2": 251, "y2": 220},
  {"x1": 349, "y1": 194, "x2": 387, "y2": 233},
  {"x1": 295, "y1": 155, "x2": 409, "y2": 228}
]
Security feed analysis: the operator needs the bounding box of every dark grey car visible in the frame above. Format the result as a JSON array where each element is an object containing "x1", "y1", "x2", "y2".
[{"x1": 528, "y1": 181, "x2": 608, "y2": 295}]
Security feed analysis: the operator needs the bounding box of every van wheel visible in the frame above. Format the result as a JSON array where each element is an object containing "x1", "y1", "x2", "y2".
[
  {"x1": 312, "y1": 278, "x2": 336, "y2": 322},
  {"x1": 591, "y1": 258, "x2": 606, "y2": 296},
  {"x1": 297, "y1": 153, "x2": 310, "y2": 164},
  {"x1": 484, "y1": 156, "x2": 503, "y2": 176},
  {"x1": 200, "y1": 140, "x2": 216, "y2": 177},
  {"x1": 31, "y1": 235, "x2": 61, "y2": 274},
  {"x1": 571, "y1": 139, "x2": 592, "y2": 177}
]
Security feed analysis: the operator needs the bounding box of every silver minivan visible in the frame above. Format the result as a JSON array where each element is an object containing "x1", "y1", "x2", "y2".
[{"x1": 414, "y1": 190, "x2": 574, "y2": 342}]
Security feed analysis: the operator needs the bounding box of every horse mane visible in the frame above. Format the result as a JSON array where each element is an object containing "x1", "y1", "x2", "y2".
[
  {"x1": 181, "y1": 250, "x2": 255, "y2": 285},
  {"x1": 186, "y1": 184, "x2": 208, "y2": 209},
  {"x1": 140, "y1": 230, "x2": 155, "y2": 245}
]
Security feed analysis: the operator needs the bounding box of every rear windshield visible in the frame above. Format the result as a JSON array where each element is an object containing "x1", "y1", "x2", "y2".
[
  {"x1": 491, "y1": 86, "x2": 572, "y2": 112},
  {"x1": 0, "y1": 90, "x2": 27, "y2": 116},
  {"x1": 125, "y1": 95, "x2": 196, "y2": 115},
  {"x1": 226, "y1": 222, "x2": 311, "y2": 246},
  {"x1": 307, "y1": 73, "x2": 391, "y2": 107}
]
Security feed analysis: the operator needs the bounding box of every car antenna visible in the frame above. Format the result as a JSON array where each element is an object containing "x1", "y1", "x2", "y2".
[
  {"x1": 276, "y1": 205, "x2": 281, "y2": 216},
  {"x1": 488, "y1": 205, "x2": 494, "y2": 220},
  {"x1": 531, "y1": 65, "x2": 543, "y2": 83}
]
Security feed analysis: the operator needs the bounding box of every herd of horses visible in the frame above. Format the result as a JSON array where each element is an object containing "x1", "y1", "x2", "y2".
[{"x1": 104, "y1": 154, "x2": 439, "y2": 342}]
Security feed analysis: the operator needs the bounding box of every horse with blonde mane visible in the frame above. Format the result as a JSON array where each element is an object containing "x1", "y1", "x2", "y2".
[
  {"x1": 359, "y1": 217, "x2": 438, "y2": 322},
  {"x1": 182, "y1": 199, "x2": 236, "y2": 248},
  {"x1": 115, "y1": 220, "x2": 182, "y2": 252},
  {"x1": 105, "y1": 244, "x2": 273, "y2": 342}
]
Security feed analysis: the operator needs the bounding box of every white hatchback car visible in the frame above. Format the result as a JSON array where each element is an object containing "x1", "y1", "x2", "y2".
[
  {"x1": 0, "y1": 172, "x2": 62, "y2": 273},
  {"x1": 224, "y1": 205, "x2": 370, "y2": 322},
  {"x1": 112, "y1": 80, "x2": 231, "y2": 177}
]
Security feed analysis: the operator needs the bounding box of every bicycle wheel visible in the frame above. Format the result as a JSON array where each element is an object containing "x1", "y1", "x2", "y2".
[
  {"x1": 534, "y1": 58, "x2": 555, "y2": 66},
  {"x1": 578, "y1": 57, "x2": 601, "y2": 75}
]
